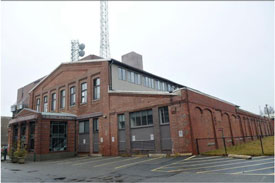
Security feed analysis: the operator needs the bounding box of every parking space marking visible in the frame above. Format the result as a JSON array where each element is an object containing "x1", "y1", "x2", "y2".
[
  {"x1": 57, "y1": 157, "x2": 102, "y2": 165},
  {"x1": 196, "y1": 162, "x2": 273, "y2": 174},
  {"x1": 167, "y1": 158, "x2": 244, "y2": 169},
  {"x1": 115, "y1": 157, "x2": 162, "y2": 169},
  {"x1": 166, "y1": 158, "x2": 272, "y2": 173},
  {"x1": 171, "y1": 155, "x2": 268, "y2": 165},
  {"x1": 94, "y1": 157, "x2": 140, "y2": 167},
  {"x1": 173, "y1": 156, "x2": 220, "y2": 164},
  {"x1": 151, "y1": 156, "x2": 194, "y2": 172},
  {"x1": 232, "y1": 166, "x2": 274, "y2": 174},
  {"x1": 171, "y1": 157, "x2": 239, "y2": 167},
  {"x1": 43, "y1": 156, "x2": 91, "y2": 164},
  {"x1": 73, "y1": 157, "x2": 121, "y2": 166}
]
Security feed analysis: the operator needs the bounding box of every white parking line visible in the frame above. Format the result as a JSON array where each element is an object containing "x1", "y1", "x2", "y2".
[
  {"x1": 151, "y1": 156, "x2": 195, "y2": 172},
  {"x1": 232, "y1": 166, "x2": 274, "y2": 174},
  {"x1": 58, "y1": 157, "x2": 102, "y2": 165},
  {"x1": 172, "y1": 157, "x2": 230, "y2": 165},
  {"x1": 197, "y1": 162, "x2": 273, "y2": 174},
  {"x1": 167, "y1": 157, "x2": 272, "y2": 173},
  {"x1": 73, "y1": 157, "x2": 121, "y2": 166},
  {"x1": 115, "y1": 157, "x2": 162, "y2": 169},
  {"x1": 94, "y1": 157, "x2": 140, "y2": 167},
  {"x1": 43, "y1": 156, "x2": 90, "y2": 164}
]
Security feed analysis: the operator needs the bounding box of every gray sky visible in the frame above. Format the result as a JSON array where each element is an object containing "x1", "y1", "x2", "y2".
[{"x1": 1, "y1": 1, "x2": 274, "y2": 117}]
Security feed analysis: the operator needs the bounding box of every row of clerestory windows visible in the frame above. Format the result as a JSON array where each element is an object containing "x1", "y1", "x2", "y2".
[{"x1": 118, "y1": 67, "x2": 176, "y2": 92}]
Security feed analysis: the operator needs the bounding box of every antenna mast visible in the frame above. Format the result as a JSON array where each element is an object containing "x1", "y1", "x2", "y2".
[{"x1": 100, "y1": 0, "x2": 110, "y2": 58}]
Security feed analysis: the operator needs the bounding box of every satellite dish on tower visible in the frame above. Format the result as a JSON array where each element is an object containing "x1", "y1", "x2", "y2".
[
  {"x1": 71, "y1": 41, "x2": 86, "y2": 61},
  {"x1": 79, "y1": 43, "x2": 85, "y2": 50},
  {"x1": 79, "y1": 50, "x2": 85, "y2": 57},
  {"x1": 79, "y1": 43, "x2": 85, "y2": 57}
]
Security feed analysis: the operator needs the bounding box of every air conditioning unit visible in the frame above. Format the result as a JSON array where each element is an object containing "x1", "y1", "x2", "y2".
[
  {"x1": 17, "y1": 104, "x2": 23, "y2": 110},
  {"x1": 11, "y1": 105, "x2": 17, "y2": 112}
]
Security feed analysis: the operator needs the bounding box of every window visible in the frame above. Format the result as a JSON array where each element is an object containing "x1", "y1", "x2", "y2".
[
  {"x1": 93, "y1": 118, "x2": 99, "y2": 132},
  {"x1": 144, "y1": 77, "x2": 149, "y2": 87},
  {"x1": 60, "y1": 90, "x2": 65, "y2": 109},
  {"x1": 70, "y1": 86, "x2": 76, "y2": 106},
  {"x1": 20, "y1": 123, "x2": 26, "y2": 146},
  {"x1": 160, "y1": 82, "x2": 163, "y2": 91},
  {"x1": 143, "y1": 77, "x2": 154, "y2": 88},
  {"x1": 134, "y1": 73, "x2": 138, "y2": 84},
  {"x1": 118, "y1": 68, "x2": 126, "y2": 80},
  {"x1": 150, "y1": 78, "x2": 154, "y2": 88},
  {"x1": 118, "y1": 114, "x2": 125, "y2": 129},
  {"x1": 13, "y1": 125, "x2": 18, "y2": 148},
  {"x1": 159, "y1": 106, "x2": 169, "y2": 124},
  {"x1": 81, "y1": 82, "x2": 87, "y2": 103},
  {"x1": 43, "y1": 96, "x2": 48, "y2": 112},
  {"x1": 79, "y1": 121, "x2": 89, "y2": 134},
  {"x1": 29, "y1": 122, "x2": 35, "y2": 151},
  {"x1": 51, "y1": 93, "x2": 56, "y2": 111},
  {"x1": 130, "y1": 72, "x2": 135, "y2": 83},
  {"x1": 130, "y1": 109, "x2": 153, "y2": 127},
  {"x1": 157, "y1": 81, "x2": 161, "y2": 90},
  {"x1": 93, "y1": 78, "x2": 100, "y2": 100},
  {"x1": 168, "y1": 84, "x2": 171, "y2": 92},
  {"x1": 137, "y1": 74, "x2": 141, "y2": 85},
  {"x1": 50, "y1": 122, "x2": 67, "y2": 152},
  {"x1": 163, "y1": 83, "x2": 167, "y2": 91},
  {"x1": 127, "y1": 71, "x2": 131, "y2": 82},
  {"x1": 36, "y1": 98, "x2": 40, "y2": 111}
]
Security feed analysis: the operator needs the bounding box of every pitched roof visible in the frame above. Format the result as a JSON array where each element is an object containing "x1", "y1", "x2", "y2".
[{"x1": 79, "y1": 54, "x2": 103, "y2": 61}]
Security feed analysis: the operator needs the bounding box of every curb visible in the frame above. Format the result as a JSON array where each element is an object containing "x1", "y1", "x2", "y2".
[
  {"x1": 228, "y1": 154, "x2": 252, "y2": 160},
  {"x1": 132, "y1": 154, "x2": 148, "y2": 158},
  {"x1": 89, "y1": 154, "x2": 103, "y2": 157},
  {"x1": 170, "y1": 153, "x2": 192, "y2": 157},
  {"x1": 148, "y1": 154, "x2": 167, "y2": 158}
]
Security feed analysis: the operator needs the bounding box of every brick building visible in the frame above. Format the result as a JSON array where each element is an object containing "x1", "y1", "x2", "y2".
[{"x1": 8, "y1": 52, "x2": 274, "y2": 160}]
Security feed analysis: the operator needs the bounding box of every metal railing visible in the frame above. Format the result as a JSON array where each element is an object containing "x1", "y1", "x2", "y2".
[{"x1": 195, "y1": 135, "x2": 272, "y2": 155}]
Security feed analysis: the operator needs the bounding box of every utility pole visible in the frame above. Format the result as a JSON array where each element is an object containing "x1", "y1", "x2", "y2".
[{"x1": 100, "y1": 0, "x2": 110, "y2": 58}]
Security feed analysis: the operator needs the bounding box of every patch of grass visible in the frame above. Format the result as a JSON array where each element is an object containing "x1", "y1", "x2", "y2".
[{"x1": 202, "y1": 136, "x2": 274, "y2": 156}]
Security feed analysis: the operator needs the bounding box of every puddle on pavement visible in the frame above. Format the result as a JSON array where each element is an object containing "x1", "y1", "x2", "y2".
[
  {"x1": 54, "y1": 177, "x2": 66, "y2": 181},
  {"x1": 10, "y1": 169, "x2": 21, "y2": 171}
]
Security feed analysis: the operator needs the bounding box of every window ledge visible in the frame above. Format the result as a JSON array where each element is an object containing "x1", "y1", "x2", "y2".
[
  {"x1": 80, "y1": 103, "x2": 88, "y2": 106},
  {"x1": 160, "y1": 123, "x2": 170, "y2": 126},
  {"x1": 130, "y1": 125, "x2": 154, "y2": 129},
  {"x1": 92, "y1": 99, "x2": 100, "y2": 104}
]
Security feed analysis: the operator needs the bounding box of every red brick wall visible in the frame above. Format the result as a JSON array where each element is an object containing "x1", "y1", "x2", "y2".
[
  {"x1": 30, "y1": 61, "x2": 110, "y2": 117},
  {"x1": 35, "y1": 119, "x2": 76, "y2": 155}
]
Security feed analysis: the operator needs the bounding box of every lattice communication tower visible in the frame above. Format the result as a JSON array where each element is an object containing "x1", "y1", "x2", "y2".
[{"x1": 100, "y1": 0, "x2": 110, "y2": 58}]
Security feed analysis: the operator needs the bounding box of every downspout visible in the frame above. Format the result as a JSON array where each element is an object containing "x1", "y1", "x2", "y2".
[
  {"x1": 185, "y1": 87, "x2": 196, "y2": 154},
  {"x1": 74, "y1": 119, "x2": 77, "y2": 156},
  {"x1": 109, "y1": 60, "x2": 113, "y2": 91},
  {"x1": 227, "y1": 114, "x2": 234, "y2": 145},
  {"x1": 108, "y1": 60, "x2": 113, "y2": 155}
]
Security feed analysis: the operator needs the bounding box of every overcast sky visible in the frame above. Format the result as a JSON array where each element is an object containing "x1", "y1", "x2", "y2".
[{"x1": 1, "y1": 1, "x2": 274, "y2": 116}]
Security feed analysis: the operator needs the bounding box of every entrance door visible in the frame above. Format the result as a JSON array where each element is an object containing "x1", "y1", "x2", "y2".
[
  {"x1": 78, "y1": 121, "x2": 90, "y2": 152},
  {"x1": 93, "y1": 118, "x2": 99, "y2": 153}
]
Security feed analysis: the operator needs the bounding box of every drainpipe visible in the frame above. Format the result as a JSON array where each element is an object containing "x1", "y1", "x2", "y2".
[
  {"x1": 185, "y1": 87, "x2": 196, "y2": 154},
  {"x1": 109, "y1": 60, "x2": 114, "y2": 91},
  {"x1": 74, "y1": 119, "x2": 77, "y2": 156}
]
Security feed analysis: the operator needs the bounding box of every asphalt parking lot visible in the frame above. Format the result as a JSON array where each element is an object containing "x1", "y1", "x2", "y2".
[{"x1": 1, "y1": 155, "x2": 274, "y2": 182}]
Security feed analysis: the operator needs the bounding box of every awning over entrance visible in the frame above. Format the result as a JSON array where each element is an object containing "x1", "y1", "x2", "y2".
[{"x1": 9, "y1": 108, "x2": 77, "y2": 125}]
